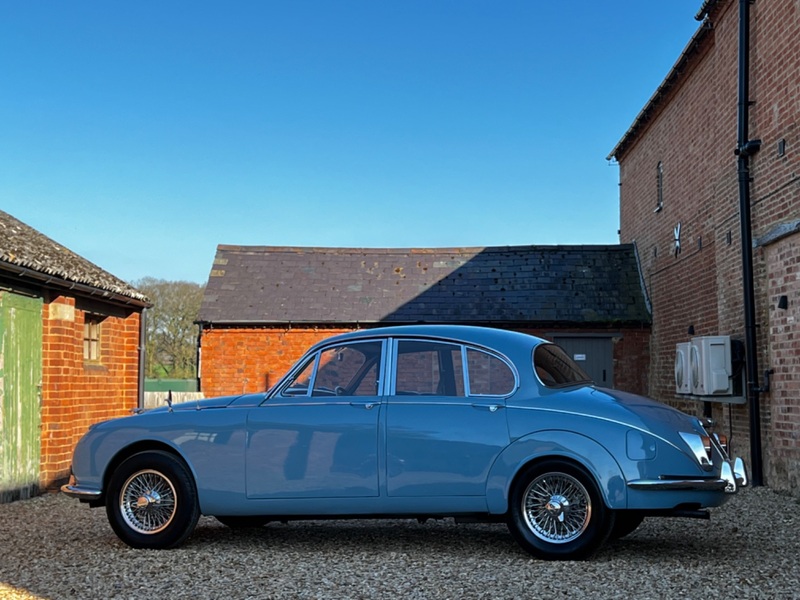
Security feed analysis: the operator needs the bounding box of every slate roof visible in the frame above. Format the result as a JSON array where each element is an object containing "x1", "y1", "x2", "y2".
[
  {"x1": 0, "y1": 210, "x2": 149, "y2": 306},
  {"x1": 198, "y1": 244, "x2": 650, "y2": 326}
]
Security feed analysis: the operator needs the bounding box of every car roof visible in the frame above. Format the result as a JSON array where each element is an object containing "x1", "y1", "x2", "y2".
[{"x1": 310, "y1": 324, "x2": 546, "y2": 352}]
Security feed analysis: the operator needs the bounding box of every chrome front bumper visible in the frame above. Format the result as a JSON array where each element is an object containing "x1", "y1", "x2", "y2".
[
  {"x1": 627, "y1": 457, "x2": 748, "y2": 493},
  {"x1": 61, "y1": 475, "x2": 103, "y2": 502}
]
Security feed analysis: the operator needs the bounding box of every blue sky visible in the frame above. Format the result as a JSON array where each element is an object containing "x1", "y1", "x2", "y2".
[{"x1": 1, "y1": 2, "x2": 701, "y2": 284}]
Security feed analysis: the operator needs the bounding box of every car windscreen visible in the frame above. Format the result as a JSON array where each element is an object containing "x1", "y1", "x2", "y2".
[{"x1": 533, "y1": 344, "x2": 593, "y2": 388}]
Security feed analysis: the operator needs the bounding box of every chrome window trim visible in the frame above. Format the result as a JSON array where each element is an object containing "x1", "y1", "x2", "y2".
[
  {"x1": 388, "y1": 337, "x2": 519, "y2": 399},
  {"x1": 461, "y1": 343, "x2": 471, "y2": 397}
]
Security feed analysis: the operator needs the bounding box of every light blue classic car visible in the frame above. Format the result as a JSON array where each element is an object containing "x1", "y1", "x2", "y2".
[{"x1": 62, "y1": 325, "x2": 747, "y2": 560}]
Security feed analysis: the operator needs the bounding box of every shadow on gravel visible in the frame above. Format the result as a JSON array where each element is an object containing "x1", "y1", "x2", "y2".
[
  {"x1": 186, "y1": 515, "x2": 746, "y2": 562},
  {"x1": 189, "y1": 518, "x2": 519, "y2": 557}
]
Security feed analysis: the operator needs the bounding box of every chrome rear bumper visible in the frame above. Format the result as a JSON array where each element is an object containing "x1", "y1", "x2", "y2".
[{"x1": 628, "y1": 457, "x2": 748, "y2": 493}]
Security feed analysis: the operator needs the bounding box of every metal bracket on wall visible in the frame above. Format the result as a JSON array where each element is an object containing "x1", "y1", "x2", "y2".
[{"x1": 753, "y1": 369, "x2": 774, "y2": 394}]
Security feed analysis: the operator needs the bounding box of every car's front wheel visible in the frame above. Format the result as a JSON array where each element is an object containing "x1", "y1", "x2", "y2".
[
  {"x1": 105, "y1": 450, "x2": 200, "y2": 549},
  {"x1": 507, "y1": 460, "x2": 614, "y2": 560}
]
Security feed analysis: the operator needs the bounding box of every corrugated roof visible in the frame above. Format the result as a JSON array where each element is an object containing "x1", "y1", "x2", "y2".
[
  {"x1": 198, "y1": 244, "x2": 651, "y2": 326},
  {"x1": 0, "y1": 210, "x2": 149, "y2": 305}
]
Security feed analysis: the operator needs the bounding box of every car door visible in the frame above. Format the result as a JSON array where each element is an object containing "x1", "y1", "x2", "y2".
[
  {"x1": 386, "y1": 339, "x2": 514, "y2": 497},
  {"x1": 246, "y1": 340, "x2": 384, "y2": 499}
]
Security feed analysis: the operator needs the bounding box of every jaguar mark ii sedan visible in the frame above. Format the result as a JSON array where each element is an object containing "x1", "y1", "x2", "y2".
[{"x1": 62, "y1": 325, "x2": 747, "y2": 560}]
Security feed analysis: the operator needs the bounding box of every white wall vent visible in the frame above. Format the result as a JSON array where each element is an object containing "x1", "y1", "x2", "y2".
[
  {"x1": 690, "y1": 336, "x2": 732, "y2": 396},
  {"x1": 674, "y1": 342, "x2": 691, "y2": 394}
]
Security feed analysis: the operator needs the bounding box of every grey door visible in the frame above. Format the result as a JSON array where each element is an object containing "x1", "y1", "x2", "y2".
[{"x1": 552, "y1": 336, "x2": 614, "y2": 388}]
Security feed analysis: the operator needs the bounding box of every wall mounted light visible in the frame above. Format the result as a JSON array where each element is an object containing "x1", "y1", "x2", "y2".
[
  {"x1": 778, "y1": 138, "x2": 786, "y2": 157},
  {"x1": 688, "y1": 325, "x2": 695, "y2": 335},
  {"x1": 778, "y1": 295, "x2": 788, "y2": 310}
]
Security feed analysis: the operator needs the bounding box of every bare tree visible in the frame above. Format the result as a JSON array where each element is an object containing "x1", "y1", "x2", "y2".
[{"x1": 134, "y1": 278, "x2": 205, "y2": 379}]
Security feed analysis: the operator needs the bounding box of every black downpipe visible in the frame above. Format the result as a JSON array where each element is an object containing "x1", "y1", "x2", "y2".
[
  {"x1": 196, "y1": 322, "x2": 203, "y2": 393},
  {"x1": 138, "y1": 308, "x2": 147, "y2": 410},
  {"x1": 736, "y1": 0, "x2": 763, "y2": 486}
]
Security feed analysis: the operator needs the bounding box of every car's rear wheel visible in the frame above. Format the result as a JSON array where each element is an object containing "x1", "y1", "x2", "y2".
[
  {"x1": 106, "y1": 450, "x2": 200, "y2": 549},
  {"x1": 215, "y1": 516, "x2": 271, "y2": 529},
  {"x1": 507, "y1": 459, "x2": 614, "y2": 560}
]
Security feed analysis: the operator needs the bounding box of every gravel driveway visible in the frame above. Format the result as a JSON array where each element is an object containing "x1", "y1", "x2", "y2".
[{"x1": 0, "y1": 487, "x2": 798, "y2": 599}]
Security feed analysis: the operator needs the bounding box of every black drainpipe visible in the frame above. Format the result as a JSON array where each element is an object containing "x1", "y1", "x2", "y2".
[
  {"x1": 138, "y1": 308, "x2": 147, "y2": 410},
  {"x1": 196, "y1": 322, "x2": 204, "y2": 394},
  {"x1": 735, "y1": 0, "x2": 763, "y2": 486}
]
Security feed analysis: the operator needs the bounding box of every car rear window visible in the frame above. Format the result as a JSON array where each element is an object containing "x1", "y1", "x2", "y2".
[{"x1": 533, "y1": 344, "x2": 592, "y2": 387}]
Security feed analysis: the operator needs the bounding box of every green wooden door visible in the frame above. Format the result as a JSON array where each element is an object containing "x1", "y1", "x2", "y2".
[{"x1": 0, "y1": 292, "x2": 43, "y2": 502}]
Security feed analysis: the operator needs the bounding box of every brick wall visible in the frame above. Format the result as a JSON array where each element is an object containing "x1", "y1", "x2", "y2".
[
  {"x1": 765, "y1": 236, "x2": 800, "y2": 490},
  {"x1": 41, "y1": 295, "x2": 141, "y2": 487},
  {"x1": 200, "y1": 325, "x2": 650, "y2": 398},
  {"x1": 200, "y1": 326, "x2": 354, "y2": 397},
  {"x1": 616, "y1": 0, "x2": 800, "y2": 491}
]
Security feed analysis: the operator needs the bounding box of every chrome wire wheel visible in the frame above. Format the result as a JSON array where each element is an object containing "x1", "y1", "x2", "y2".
[
  {"x1": 521, "y1": 471, "x2": 591, "y2": 544},
  {"x1": 119, "y1": 469, "x2": 178, "y2": 535}
]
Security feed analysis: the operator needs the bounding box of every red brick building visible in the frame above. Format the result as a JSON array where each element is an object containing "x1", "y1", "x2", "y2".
[
  {"x1": 197, "y1": 244, "x2": 651, "y2": 399},
  {"x1": 0, "y1": 210, "x2": 149, "y2": 501},
  {"x1": 608, "y1": 0, "x2": 800, "y2": 491}
]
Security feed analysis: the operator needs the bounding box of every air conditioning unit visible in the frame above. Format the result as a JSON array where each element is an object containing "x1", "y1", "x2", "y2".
[
  {"x1": 690, "y1": 336, "x2": 732, "y2": 396},
  {"x1": 674, "y1": 342, "x2": 691, "y2": 394}
]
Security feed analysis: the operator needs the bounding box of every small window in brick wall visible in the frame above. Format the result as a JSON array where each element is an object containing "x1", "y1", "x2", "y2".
[
  {"x1": 83, "y1": 315, "x2": 102, "y2": 362},
  {"x1": 655, "y1": 161, "x2": 664, "y2": 213}
]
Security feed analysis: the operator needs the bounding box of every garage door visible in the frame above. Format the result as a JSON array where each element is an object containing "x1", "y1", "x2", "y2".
[
  {"x1": 0, "y1": 292, "x2": 43, "y2": 503},
  {"x1": 552, "y1": 336, "x2": 614, "y2": 388}
]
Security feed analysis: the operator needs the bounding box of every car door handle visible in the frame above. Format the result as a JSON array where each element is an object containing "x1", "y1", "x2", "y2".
[
  {"x1": 471, "y1": 403, "x2": 503, "y2": 413},
  {"x1": 350, "y1": 401, "x2": 379, "y2": 410}
]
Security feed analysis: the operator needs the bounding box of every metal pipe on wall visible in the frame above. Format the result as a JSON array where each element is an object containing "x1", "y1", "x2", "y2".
[
  {"x1": 138, "y1": 308, "x2": 147, "y2": 410},
  {"x1": 736, "y1": 0, "x2": 764, "y2": 486}
]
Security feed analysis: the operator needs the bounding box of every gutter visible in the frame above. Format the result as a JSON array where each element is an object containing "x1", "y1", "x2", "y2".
[
  {"x1": 0, "y1": 262, "x2": 150, "y2": 309},
  {"x1": 607, "y1": 11, "x2": 715, "y2": 161}
]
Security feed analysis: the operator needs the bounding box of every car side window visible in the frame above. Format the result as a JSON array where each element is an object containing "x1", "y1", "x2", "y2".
[
  {"x1": 395, "y1": 341, "x2": 465, "y2": 396},
  {"x1": 279, "y1": 341, "x2": 382, "y2": 398},
  {"x1": 280, "y1": 356, "x2": 315, "y2": 397},
  {"x1": 466, "y1": 348, "x2": 516, "y2": 396}
]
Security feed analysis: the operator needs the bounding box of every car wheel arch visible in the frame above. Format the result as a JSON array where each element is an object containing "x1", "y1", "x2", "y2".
[
  {"x1": 103, "y1": 440, "x2": 196, "y2": 499},
  {"x1": 486, "y1": 430, "x2": 627, "y2": 515}
]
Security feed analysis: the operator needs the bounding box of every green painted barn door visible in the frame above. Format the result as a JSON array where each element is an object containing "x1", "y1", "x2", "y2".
[{"x1": 0, "y1": 292, "x2": 43, "y2": 502}]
